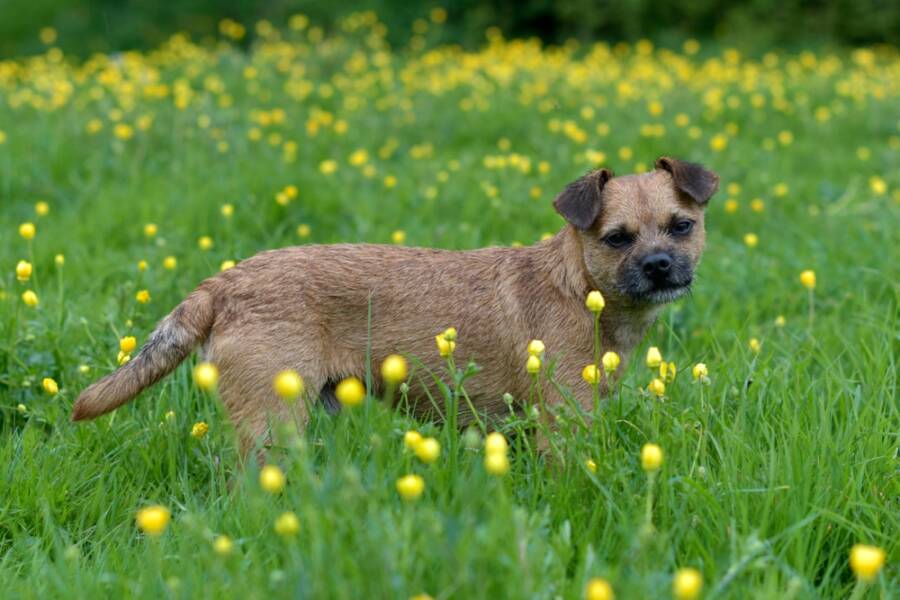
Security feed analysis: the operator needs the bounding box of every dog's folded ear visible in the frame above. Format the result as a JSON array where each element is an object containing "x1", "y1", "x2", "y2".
[
  {"x1": 553, "y1": 168, "x2": 613, "y2": 230},
  {"x1": 655, "y1": 157, "x2": 719, "y2": 205}
]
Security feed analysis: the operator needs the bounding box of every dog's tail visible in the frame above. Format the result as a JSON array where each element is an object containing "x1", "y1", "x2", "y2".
[{"x1": 71, "y1": 288, "x2": 215, "y2": 421}]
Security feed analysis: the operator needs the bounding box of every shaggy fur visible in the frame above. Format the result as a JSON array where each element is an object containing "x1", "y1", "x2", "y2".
[{"x1": 72, "y1": 157, "x2": 718, "y2": 455}]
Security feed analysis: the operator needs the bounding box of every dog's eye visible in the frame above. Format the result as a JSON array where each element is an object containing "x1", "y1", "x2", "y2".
[
  {"x1": 671, "y1": 220, "x2": 694, "y2": 236},
  {"x1": 604, "y1": 231, "x2": 632, "y2": 248}
]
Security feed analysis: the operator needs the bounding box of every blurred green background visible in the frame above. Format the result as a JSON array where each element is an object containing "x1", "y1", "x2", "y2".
[{"x1": 2, "y1": 0, "x2": 898, "y2": 58}]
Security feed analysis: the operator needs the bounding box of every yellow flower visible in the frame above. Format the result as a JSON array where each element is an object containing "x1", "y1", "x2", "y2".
[
  {"x1": 692, "y1": 363, "x2": 708, "y2": 381},
  {"x1": 749, "y1": 338, "x2": 761, "y2": 353},
  {"x1": 384, "y1": 175, "x2": 398, "y2": 188},
  {"x1": 274, "y1": 511, "x2": 300, "y2": 537},
  {"x1": 16, "y1": 260, "x2": 32, "y2": 282},
  {"x1": 601, "y1": 351, "x2": 620, "y2": 374},
  {"x1": 259, "y1": 464, "x2": 286, "y2": 493},
  {"x1": 869, "y1": 176, "x2": 887, "y2": 196},
  {"x1": 647, "y1": 378, "x2": 666, "y2": 397},
  {"x1": 585, "y1": 577, "x2": 614, "y2": 600},
  {"x1": 335, "y1": 376, "x2": 365, "y2": 407},
  {"x1": 660, "y1": 361, "x2": 677, "y2": 383},
  {"x1": 585, "y1": 459, "x2": 598, "y2": 474},
  {"x1": 54, "y1": 254, "x2": 65, "y2": 266},
  {"x1": 404, "y1": 430, "x2": 423, "y2": 451},
  {"x1": 136, "y1": 505, "x2": 171, "y2": 536},
  {"x1": 163, "y1": 256, "x2": 177, "y2": 270},
  {"x1": 297, "y1": 224, "x2": 311, "y2": 238},
  {"x1": 526, "y1": 355, "x2": 542, "y2": 374},
  {"x1": 484, "y1": 451, "x2": 510, "y2": 476},
  {"x1": 35, "y1": 201, "x2": 50, "y2": 216},
  {"x1": 193, "y1": 362, "x2": 219, "y2": 391},
  {"x1": 672, "y1": 568, "x2": 703, "y2": 600},
  {"x1": 120, "y1": 336, "x2": 137, "y2": 354},
  {"x1": 319, "y1": 159, "x2": 338, "y2": 174},
  {"x1": 220, "y1": 260, "x2": 236, "y2": 271},
  {"x1": 117, "y1": 351, "x2": 131, "y2": 365},
  {"x1": 135, "y1": 289, "x2": 151, "y2": 304},
  {"x1": 582, "y1": 364, "x2": 601, "y2": 385},
  {"x1": 348, "y1": 148, "x2": 369, "y2": 166},
  {"x1": 485, "y1": 432, "x2": 508, "y2": 455},
  {"x1": 646, "y1": 347, "x2": 662, "y2": 369},
  {"x1": 392, "y1": 230, "x2": 406, "y2": 244},
  {"x1": 143, "y1": 223, "x2": 158, "y2": 238},
  {"x1": 442, "y1": 327, "x2": 457, "y2": 341},
  {"x1": 750, "y1": 198, "x2": 765, "y2": 213},
  {"x1": 113, "y1": 123, "x2": 134, "y2": 140},
  {"x1": 273, "y1": 370, "x2": 304, "y2": 401},
  {"x1": 198, "y1": 236, "x2": 214, "y2": 251},
  {"x1": 396, "y1": 474, "x2": 425, "y2": 501},
  {"x1": 774, "y1": 315, "x2": 786, "y2": 327},
  {"x1": 435, "y1": 334, "x2": 455, "y2": 357},
  {"x1": 743, "y1": 233, "x2": 758, "y2": 248},
  {"x1": 19, "y1": 222, "x2": 36, "y2": 240},
  {"x1": 191, "y1": 422, "x2": 209, "y2": 439},
  {"x1": 22, "y1": 290, "x2": 39, "y2": 307},
  {"x1": 724, "y1": 199, "x2": 739, "y2": 214},
  {"x1": 849, "y1": 544, "x2": 885, "y2": 582},
  {"x1": 800, "y1": 270, "x2": 816, "y2": 290},
  {"x1": 527, "y1": 339, "x2": 545, "y2": 356},
  {"x1": 414, "y1": 437, "x2": 441, "y2": 464},
  {"x1": 220, "y1": 203, "x2": 234, "y2": 218},
  {"x1": 137, "y1": 260, "x2": 148, "y2": 272},
  {"x1": 381, "y1": 354, "x2": 408, "y2": 385},
  {"x1": 585, "y1": 290, "x2": 605, "y2": 313},
  {"x1": 709, "y1": 134, "x2": 728, "y2": 152},
  {"x1": 641, "y1": 443, "x2": 663, "y2": 472},
  {"x1": 213, "y1": 535, "x2": 234, "y2": 556},
  {"x1": 42, "y1": 377, "x2": 59, "y2": 395}
]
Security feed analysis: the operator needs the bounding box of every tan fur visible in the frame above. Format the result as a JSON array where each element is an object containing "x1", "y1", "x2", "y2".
[{"x1": 72, "y1": 159, "x2": 717, "y2": 456}]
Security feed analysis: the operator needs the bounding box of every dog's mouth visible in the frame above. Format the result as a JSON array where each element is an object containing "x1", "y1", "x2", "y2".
[{"x1": 633, "y1": 282, "x2": 692, "y2": 304}]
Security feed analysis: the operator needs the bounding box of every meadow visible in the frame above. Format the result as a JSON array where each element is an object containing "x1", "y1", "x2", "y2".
[{"x1": 1, "y1": 10, "x2": 898, "y2": 599}]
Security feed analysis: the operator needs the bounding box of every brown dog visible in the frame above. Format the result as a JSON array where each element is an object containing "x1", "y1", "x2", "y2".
[{"x1": 72, "y1": 157, "x2": 718, "y2": 453}]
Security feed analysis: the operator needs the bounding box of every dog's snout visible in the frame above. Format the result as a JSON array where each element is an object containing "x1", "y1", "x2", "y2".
[{"x1": 641, "y1": 252, "x2": 673, "y2": 279}]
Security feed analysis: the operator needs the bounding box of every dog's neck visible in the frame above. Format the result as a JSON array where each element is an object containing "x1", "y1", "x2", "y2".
[{"x1": 540, "y1": 226, "x2": 664, "y2": 352}]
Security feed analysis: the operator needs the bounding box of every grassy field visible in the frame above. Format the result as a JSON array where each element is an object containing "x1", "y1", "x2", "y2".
[{"x1": 1, "y1": 11, "x2": 898, "y2": 599}]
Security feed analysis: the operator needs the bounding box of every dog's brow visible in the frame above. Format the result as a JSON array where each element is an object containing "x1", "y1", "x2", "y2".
[{"x1": 600, "y1": 223, "x2": 630, "y2": 236}]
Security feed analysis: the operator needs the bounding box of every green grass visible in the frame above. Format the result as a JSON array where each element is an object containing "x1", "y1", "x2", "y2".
[{"x1": 0, "y1": 17, "x2": 898, "y2": 599}]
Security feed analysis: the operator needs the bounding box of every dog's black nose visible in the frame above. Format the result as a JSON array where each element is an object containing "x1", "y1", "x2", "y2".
[{"x1": 642, "y1": 252, "x2": 672, "y2": 279}]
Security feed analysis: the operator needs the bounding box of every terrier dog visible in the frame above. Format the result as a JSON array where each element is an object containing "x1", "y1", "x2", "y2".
[{"x1": 73, "y1": 157, "x2": 718, "y2": 454}]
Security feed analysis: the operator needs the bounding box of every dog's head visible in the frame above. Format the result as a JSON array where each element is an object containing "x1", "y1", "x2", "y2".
[{"x1": 554, "y1": 157, "x2": 719, "y2": 305}]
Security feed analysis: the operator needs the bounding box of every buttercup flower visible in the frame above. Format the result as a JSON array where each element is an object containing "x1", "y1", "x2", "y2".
[
  {"x1": 527, "y1": 339, "x2": 545, "y2": 356},
  {"x1": 484, "y1": 432, "x2": 508, "y2": 455},
  {"x1": 800, "y1": 270, "x2": 816, "y2": 290},
  {"x1": 641, "y1": 443, "x2": 663, "y2": 472},
  {"x1": 526, "y1": 355, "x2": 541, "y2": 374},
  {"x1": 16, "y1": 260, "x2": 32, "y2": 282},
  {"x1": 43, "y1": 377, "x2": 59, "y2": 395},
  {"x1": 120, "y1": 336, "x2": 137, "y2": 354},
  {"x1": 646, "y1": 347, "x2": 662, "y2": 369},
  {"x1": 335, "y1": 376, "x2": 365, "y2": 407},
  {"x1": 585, "y1": 459, "x2": 598, "y2": 474},
  {"x1": 19, "y1": 222, "x2": 36, "y2": 240},
  {"x1": 135, "y1": 289, "x2": 151, "y2": 304},
  {"x1": 35, "y1": 201, "x2": 50, "y2": 216},
  {"x1": 396, "y1": 474, "x2": 425, "y2": 501},
  {"x1": 22, "y1": 290, "x2": 39, "y2": 307},
  {"x1": 414, "y1": 437, "x2": 441, "y2": 464},
  {"x1": 274, "y1": 511, "x2": 300, "y2": 536},
  {"x1": 435, "y1": 334, "x2": 455, "y2": 357},
  {"x1": 692, "y1": 363, "x2": 708, "y2": 381},
  {"x1": 585, "y1": 577, "x2": 614, "y2": 600},
  {"x1": 381, "y1": 354, "x2": 408, "y2": 384},
  {"x1": 849, "y1": 544, "x2": 885, "y2": 582},
  {"x1": 273, "y1": 370, "x2": 304, "y2": 401},
  {"x1": 213, "y1": 535, "x2": 234, "y2": 556},
  {"x1": 163, "y1": 256, "x2": 177, "y2": 270},
  {"x1": 585, "y1": 290, "x2": 605, "y2": 313},
  {"x1": 193, "y1": 362, "x2": 219, "y2": 390},
  {"x1": 198, "y1": 236, "x2": 213, "y2": 250},
  {"x1": 647, "y1": 378, "x2": 666, "y2": 397},
  {"x1": 259, "y1": 464, "x2": 286, "y2": 493},
  {"x1": 143, "y1": 223, "x2": 157, "y2": 238},
  {"x1": 191, "y1": 422, "x2": 209, "y2": 439},
  {"x1": 582, "y1": 364, "x2": 600, "y2": 385},
  {"x1": 749, "y1": 338, "x2": 761, "y2": 353},
  {"x1": 601, "y1": 351, "x2": 620, "y2": 374},
  {"x1": 484, "y1": 450, "x2": 510, "y2": 476},
  {"x1": 136, "y1": 505, "x2": 171, "y2": 536},
  {"x1": 672, "y1": 568, "x2": 703, "y2": 600}
]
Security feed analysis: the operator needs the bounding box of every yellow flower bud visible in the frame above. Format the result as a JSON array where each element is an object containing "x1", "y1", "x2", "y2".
[
  {"x1": 601, "y1": 351, "x2": 620, "y2": 374},
  {"x1": 220, "y1": 260, "x2": 236, "y2": 271},
  {"x1": 259, "y1": 464, "x2": 286, "y2": 493},
  {"x1": 163, "y1": 256, "x2": 177, "y2": 270},
  {"x1": 646, "y1": 347, "x2": 662, "y2": 369},
  {"x1": 42, "y1": 377, "x2": 59, "y2": 395},
  {"x1": 274, "y1": 511, "x2": 300, "y2": 536},
  {"x1": 54, "y1": 254, "x2": 65, "y2": 266},
  {"x1": 641, "y1": 443, "x2": 663, "y2": 472},
  {"x1": 526, "y1": 355, "x2": 542, "y2": 374},
  {"x1": 692, "y1": 363, "x2": 708, "y2": 381},
  {"x1": 672, "y1": 568, "x2": 703, "y2": 600},
  {"x1": 193, "y1": 362, "x2": 219, "y2": 391},
  {"x1": 484, "y1": 432, "x2": 508, "y2": 455},
  {"x1": 484, "y1": 451, "x2": 510, "y2": 476},
  {"x1": 582, "y1": 364, "x2": 601, "y2": 385},
  {"x1": 16, "y1": 260, "x2": 32, "y2": 282},
  {"x1": 136, "y1": 505, "x2": 171, "y2": 536},
  {"x1": 381, "y1": 354, "x2": 408, "y2": 385},
  {"x1": 800, "y1": 270, "x2": 816, "y2": 290},
  {"x1": 191, "y1": 422, "x2": 209, "y2": 439},
  {"x1": 198, "y1": 236, "x2": 214, "y2": 251},
  {"x1": 647, "y1": 378, "x2": 666, "y2": 397},
  {"x1": 22, "y1": 290, "x2": 39, "y2": 307},
  {"x1": 119, "y1": 336, "x2": 137, "y2": 354},
  {"x1": 585, "y1": 577, "x2": 614, "y2": 600},
  {"x1": 19, "y1": 222, "x2": 36, "y2": 240},
  {"x1": 396, "y1": 474, "x2": 425, "y2": 501},
  {"x1": 414, "y1": 437, "x2": 441, "y2": 464},
  {"x1": 585, "y1": 458, "x2": 598, "y2": 474},
  {"x1": 404, "y1": 430, "x2": 423, "y2": 451},
  {"x1": 849, "y1": 544, "x2": 885, "y2": 582},
  {"x1": 35, "y1": 201, "x2": 50, "y2": 216},
  {"x1": 273, "y1": 370, "x2": 304, "y2": 401},
  {"x1": 335, "y1": 376, "x2": 365, "y2": 407},
  {"x1": 435, "y1": 334, "x2": 455, "y2": 357},
  {"x1": 585, "y1": 290, "x2": 605, "y2": 312},
  {"x1": 135, "y1": 289, "x2": 151, "y2": 304},
  {"x1": 527, "y1": 339, "x2": 545, "y2": 356},
  {"x1": 143, "y1": 223, "x2": 157, "y2": 238},
  {"x1": 442, "y1": 327, "x2": 457, "y2": 341},
  {"x1": 749, "y1": 338, "x2": 761, "y2": 353},
  {"x1": 213, "y1": 535, "x2": 234, "y2": 555}
]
